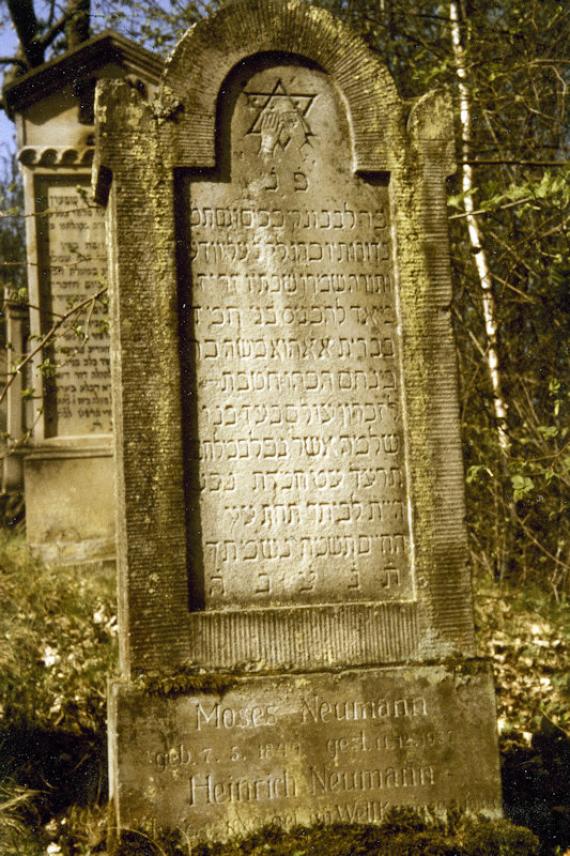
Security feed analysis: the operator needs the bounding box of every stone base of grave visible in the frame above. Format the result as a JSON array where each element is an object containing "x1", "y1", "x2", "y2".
[
  {"x1": 108, "y1": 660, "x2": 502, "y2": 845},
  {"x1": 24, "y1": 442, "x2": 115, "y2": 566}
]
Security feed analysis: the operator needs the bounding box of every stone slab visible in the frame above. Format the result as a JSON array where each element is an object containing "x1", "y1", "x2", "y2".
[
  {"x1": 93, "y1": 1, "x2": 476, "y2": 672},
  {"x1": 109, "y1": 662, "x2": 501, "y2": 844},
  {"x1": 184, "y1": 62, "x2": 411, "y2": 610},
  {"x1": 24, "y1": 451, "x2": 114, "y2": 564},
  {"x1": 35, "y1": 176, "x2": 111, "y2": 438}
]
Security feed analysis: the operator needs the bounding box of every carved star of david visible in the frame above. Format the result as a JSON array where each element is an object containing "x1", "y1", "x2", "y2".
[{"x1": 243, "y1": 78, "x2": 317, "y2": 152}]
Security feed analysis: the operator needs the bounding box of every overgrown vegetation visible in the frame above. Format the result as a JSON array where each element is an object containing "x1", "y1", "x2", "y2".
[
  {"x1": 0, "y1": 535, "x2": 568, "y2": 854},
  {"x1": 476, "y1": 586, "x2": 570, "y2": 735},
  {"x1": 314, "y1": 0, "x2": 570, "y2": 596},
  {"x1": 0, "y1": 531, "x2": 116, "y2": 735},
  {"x1": 0, "y1": 532, "x2": 115, "y2": 853},
  {"x1": 119, "y1": 810, "x2": 540, "y2": 856},
  {"x1": 476, "y1": 590, "x2": 570, "y2": 853}
]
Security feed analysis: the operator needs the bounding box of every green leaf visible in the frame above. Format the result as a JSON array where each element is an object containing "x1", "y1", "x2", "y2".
[{"x1": 511, "y1": 474, "x2": 535, "y2": 501}]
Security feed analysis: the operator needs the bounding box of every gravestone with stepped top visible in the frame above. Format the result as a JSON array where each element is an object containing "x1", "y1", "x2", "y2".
[
  {"x1": 93, "y1": 0, "x2": 502, "y2": 844},
  {"x1": 3, "y1": 32, "x2": 163, "y2": 565}
]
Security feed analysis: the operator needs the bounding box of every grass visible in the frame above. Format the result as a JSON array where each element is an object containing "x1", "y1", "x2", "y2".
[
  {"x1": 0, "y1": 530, "x2": 116, "y2": 736},
  {"x1": 118, "y1": 810, "x2": 540, "y2": 856},
  {"x1": 0, "y1": 530, "x2": 115, "y2": 853},
  {"x1": 0, "y1": 530, "x2": 568, "y2": 853}
]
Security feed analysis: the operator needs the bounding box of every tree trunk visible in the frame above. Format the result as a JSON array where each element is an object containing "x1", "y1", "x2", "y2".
[
  {"x1": 6, "y1": 0, "x2": 44, "y2": 68},
  {"x1": 65, "y1": 0, "x2": 91, "y2": 50},
  {"x1": 449, "y1": 0, "x2": 510, "y2": 457}
]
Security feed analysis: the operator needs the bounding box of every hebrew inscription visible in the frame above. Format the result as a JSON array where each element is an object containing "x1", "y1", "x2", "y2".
[
  {"x1": 184, "y1": 63, "x2": 412, "y2": 607},
  {"x1": 37, "y1": 179, "x2": 111, "y2": 436}
]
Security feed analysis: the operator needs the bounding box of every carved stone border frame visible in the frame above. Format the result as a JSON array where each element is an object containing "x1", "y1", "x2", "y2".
[{"x1": 94, "y1": 0, "x2": 474, "y2": 676}]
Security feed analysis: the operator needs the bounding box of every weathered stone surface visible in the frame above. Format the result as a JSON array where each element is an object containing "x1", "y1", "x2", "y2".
[
  {"x1": 110, "y1": 663, "x2": 501, "y2": 844},
  {"x1": 24, "y1": 447, "x2": 115, "y2": 564},
  {"x1": 2, "y1": 295, "x2": 28, "y2": 494},
  {"x1": 3, "y1": 32, "x2": 163, "y2": 564},
  {"x1": 185, "y1": 62, "x2": 409, "y2": 608},
  {"x1": 94, "y1": 10, "x2": 472, "y2": 673},
  {"x1": 94, "y1": 0, "x2": 503, "y2": 840},
  {"x1": 36, "y1": 179, "x2": 111, "y2": 437},
  {"x1": 24, "y1": 174, "x2": 115, "y2": 563}
]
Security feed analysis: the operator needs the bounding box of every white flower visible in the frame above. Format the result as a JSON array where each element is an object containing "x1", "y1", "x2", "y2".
[
  {"x1": 42, "y1": 646, "x2": 60, "y2": 668},
  {"x1": 93, "y1": 607, "x2": 106, "y2": 624},
  {"x1": 46, "y1": 844, "x2": 62, "y2": 854}
]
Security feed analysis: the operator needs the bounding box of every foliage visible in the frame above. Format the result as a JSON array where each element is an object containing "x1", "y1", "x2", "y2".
[
  {"x1": 476, "y1": 585, "x2": 570, "y2": 852},
  {"x1": 0, "y1": 531, "x2": 566, "y2": 852},
  {"x1": 0, "y1": 532, "x2": 115, "y2": 850},
  {"x1": 314, "y1": 0, "x2": 570, "y2": 594},
  {"x1": 476, "y1": 585, "x2": 570, "y2": 734},
  {"x1": 0, "y1": 531, "x2": 116, "y2": 735},
  {"x1": 0, "y1": 783, "x2": 42, "y2": 854}
]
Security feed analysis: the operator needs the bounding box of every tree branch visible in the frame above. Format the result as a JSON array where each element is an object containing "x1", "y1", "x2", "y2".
[
  {"x1": 39, "y1": 11, "x2": 76, "y2": 49},
  {"x1": 0, "y1": 287, "x2": 107, "y2": 408},
  {"x1": 6, "y1": 0, "x2": 44, "y2": 68},
  {"x1": 460, "y1": 160, "x2": 569, "y2": 167},
  {"x1": 65, "y1": 0, "x2": 91, "y2": 50},
  {"x1": 0, "y1": 57, "x2": 28, "y2": 70}
]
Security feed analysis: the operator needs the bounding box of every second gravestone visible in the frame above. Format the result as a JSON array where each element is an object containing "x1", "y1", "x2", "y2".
[{"x1": 94, "y1": 0, "x2": 502, "y2": 844}]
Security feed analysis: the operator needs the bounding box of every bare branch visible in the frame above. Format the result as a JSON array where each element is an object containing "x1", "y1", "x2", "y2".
[
  {"x1": 0, "y1": 57, "x2": 28, "y2": 70},
  {"x1": 460, "y1": 160, "x2": 569, "y2": 167},
  {"x1": 39, "y1": 11, "x2": 75, "y2": 49},
  {"x1": 515, "y1": 512, "x2": 570, "y2": 572},
  {"x1": 0, "y1": 287, "x2": 107, "y2": 408},
  {"x1": 6, "y1": 0, "x2": 44, "y2": 68}
]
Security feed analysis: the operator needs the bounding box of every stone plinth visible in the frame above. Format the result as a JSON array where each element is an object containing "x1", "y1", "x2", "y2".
[
  {"x1": 110, "y1": 663, "x2": 501, "y2": 845},
  {"x1": 94, "y1": 0, "x2": 503, "y2": 842},
  {"x1": 3, "y1": 32, "x2": 163, "y2": 564}
]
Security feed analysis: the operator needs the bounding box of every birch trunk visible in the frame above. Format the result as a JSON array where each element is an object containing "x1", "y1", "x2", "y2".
[{"x1": 449, "y1": 0, "x2": 510, "y2": 456}]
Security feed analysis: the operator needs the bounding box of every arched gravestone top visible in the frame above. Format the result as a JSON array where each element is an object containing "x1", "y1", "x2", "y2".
[
  {"x1": 94, "y1": 0, "x2": 469, "y2": 677},
  {"x1": 163, "y1": 0, "x2": 401, "y2": 172}
]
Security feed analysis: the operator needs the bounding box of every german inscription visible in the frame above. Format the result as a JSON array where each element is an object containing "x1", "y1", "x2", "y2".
[
  {"x1": 37, "y1": 179, "x2": 111, "y2": 436},
  {"x1": 185, "y1": 64, "x2": 412, "y2": 607},
  {"x1": 113, "y1": 667, "x2": 502, "y2": 844}
]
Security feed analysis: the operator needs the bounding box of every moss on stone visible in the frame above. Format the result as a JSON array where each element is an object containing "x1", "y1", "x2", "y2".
[
  {"x1": 134, "y1": 667, "x2": 237, "y2": 698},
  {"x1": 114, "y1": 809, "x2": 539, "y2": 855}
]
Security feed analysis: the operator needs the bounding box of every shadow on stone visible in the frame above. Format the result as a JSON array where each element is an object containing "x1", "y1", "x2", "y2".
[{"x1": 0, "y1": 491, "x2": 24, "y2": 529}]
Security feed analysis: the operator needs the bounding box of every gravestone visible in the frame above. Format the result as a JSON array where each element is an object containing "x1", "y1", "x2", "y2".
[
  {"x1": 3, "y1": 32, "x2": 163, "y2": 564},
  {"x1": 1, "y1": 291, "x2": 29, "y2": 496},
  {"x1": 94, "y1": 0, "x2": 502, "y2": 844}
]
